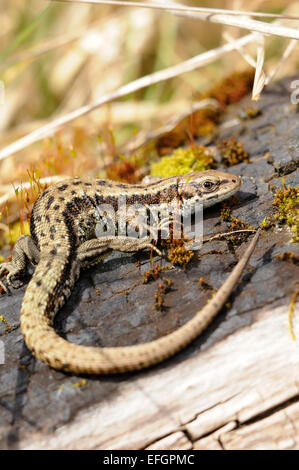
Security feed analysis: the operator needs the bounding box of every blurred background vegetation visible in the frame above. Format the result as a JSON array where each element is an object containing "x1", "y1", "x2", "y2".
[{"x1": 0, "y1": 0, "x2": 298, "y2": 187}]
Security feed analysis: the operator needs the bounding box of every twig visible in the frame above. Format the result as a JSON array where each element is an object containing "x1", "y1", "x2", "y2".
[
  {"x1": 266, "y1": 39, "x2": 298, "y2": 85},
  {"x1": 203, "y1": 229, "x2": 257, "y2": 243},
  {"x1": 52, "y1": 0, "x2": 299, "y2": 39}
]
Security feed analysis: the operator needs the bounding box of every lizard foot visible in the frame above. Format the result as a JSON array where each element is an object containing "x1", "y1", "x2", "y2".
[{"x1": 0, "y1": 262, "x2": 25, "y2": 294}]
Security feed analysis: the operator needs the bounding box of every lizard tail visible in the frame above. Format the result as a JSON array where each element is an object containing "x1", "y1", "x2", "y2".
[{"x1": 21, "y1": 231, "x2": 259, "y2": 374}]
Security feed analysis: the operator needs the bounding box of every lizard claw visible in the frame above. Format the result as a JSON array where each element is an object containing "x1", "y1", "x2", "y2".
[
  {"x1": 0, "y1": 262, "x2": 25, "y2": 293},
  {"x1": 0, "y1": 279, "x2": 11, "y2": 295}
]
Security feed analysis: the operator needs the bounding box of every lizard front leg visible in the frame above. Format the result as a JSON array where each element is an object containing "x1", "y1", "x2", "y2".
[
  {"x1": 0, "y1": 235, "x2": 40, "y2": 293},
  {"x1": 77, "y1": 236, "x2": 162, "y2": 270}
]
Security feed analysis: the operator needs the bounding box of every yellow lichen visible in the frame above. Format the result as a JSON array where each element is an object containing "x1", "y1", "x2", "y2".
[
  {"x1": 0, "y1": 315, "x2": 12, "y2": 332},
  {"x1": 220, "y1": 196, "x2": 240, "y2": 223},
  {"x1": 0, "y1": 315, "x2": 8, "y2": 325},
  {"x1": 151, "y1": 145, "x2": 215, "y2": 177},
  {"x1": 72, "y1": 379, "x2": 87, "y2": 388}
]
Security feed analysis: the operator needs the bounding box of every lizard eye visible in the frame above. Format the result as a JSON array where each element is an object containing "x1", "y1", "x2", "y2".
[{"x1": 203, "y1": 180, "x2": 214, "y2": 190}]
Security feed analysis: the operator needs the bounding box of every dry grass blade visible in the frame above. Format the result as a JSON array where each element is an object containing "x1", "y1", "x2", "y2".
[
  {"x1": 53, "y1": 0, "x2": 299, "y2": 39},
  {"x1": 150, "y1": 0, "x2": 299, "y2": 40},
  {"x1": 266, "y1": 39, "x2": 298, "y2": 85},
  {"x1": 223, "y1": 32, "x2": 257, "y2": 68},
  {"x1": 0, "y1": 33, "x2": 257, "y2": 162},
  {"x1": 52, "y1": 0, "x2": 299, "y2": 20},
  {"x1": 252, "y1": 35, "x2": 266, "y2": 100}
]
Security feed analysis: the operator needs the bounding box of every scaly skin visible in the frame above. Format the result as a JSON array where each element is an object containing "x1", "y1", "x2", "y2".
[{"x1": 0, "y1": 170, "x2": 259, "y2": 374}]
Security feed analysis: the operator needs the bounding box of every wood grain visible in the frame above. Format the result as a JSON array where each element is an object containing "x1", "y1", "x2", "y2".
[{"x1": 20, "y1": 302, "x2": 299, "y2": 450}]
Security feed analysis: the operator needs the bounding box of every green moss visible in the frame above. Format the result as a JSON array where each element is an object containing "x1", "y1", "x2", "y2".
[
  {"x1": 142, "y1": 265, "x2": 162, "y2": 284},
  {"x1": 168, "y1": 242, "x2": 194, "y2": 268},
  {"x1": 218, "y1": 137, "x2": 249, "y2": 167},
  {"x1": 220, "y1": 204, "x2": 232, "y2": 222},
  {"x1": 151, "y1": 145, "x2": 215, "y2": 177},
  {"x1": 244, "y1": 106, "x2": 261, "y2": 120},
  {"x1": 274, "y1": 252, "x2": 299, "y2": 266},
  {"x1": 230, "y1": 217, "x2": 253, "y2": 231},
  {"x1": 260, "y1": 182, "x2": 299, "y2": 241},
  {"x1": 260, "y1": 216, "x2": 275, "y2": 230},
  {"x1": 273, "y1": 182, "x2": 299, "y2": 242}
]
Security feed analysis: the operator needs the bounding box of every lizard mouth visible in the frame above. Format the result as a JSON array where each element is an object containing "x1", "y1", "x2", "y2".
[
  {"x1": 202, "y1": 174, "x2": 241, "y2": 208},
  {"x1": 203, "y1": 186, "x2": 239, "y2": 207}
]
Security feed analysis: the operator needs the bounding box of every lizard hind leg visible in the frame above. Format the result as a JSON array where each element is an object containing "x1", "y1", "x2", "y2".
[{"x1": 0, "y1": 235, "x2": 40, "y2": 293}]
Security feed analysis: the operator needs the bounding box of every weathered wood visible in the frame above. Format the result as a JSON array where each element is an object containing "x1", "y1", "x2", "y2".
[
  {"x1": 194, "y1": 422, "x2": 236, "y2": 450},
  {"x1": 19, "y1": 303, "x2": 299, "y2": 449},
  {"x1": 221, "y1": 402, "x2": 299, "y2": 450},
  {"x1": 146, "y1": 432, "x2": 192, "y2": 450}
]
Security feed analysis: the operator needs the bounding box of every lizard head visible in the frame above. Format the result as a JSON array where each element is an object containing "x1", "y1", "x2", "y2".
[{"x1": 177, "y1": 170, "x2": 241, "y2": 210}]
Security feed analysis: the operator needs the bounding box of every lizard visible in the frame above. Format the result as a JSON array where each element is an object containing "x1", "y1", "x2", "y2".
[{"x1": 0, "y1": 170, "x2": 260, "y2": 374}]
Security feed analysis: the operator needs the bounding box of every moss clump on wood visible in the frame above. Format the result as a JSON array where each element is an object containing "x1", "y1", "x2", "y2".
[
  {"x1": 218, "y1": 137, "x2": 249, "y2": 167},
  {"x1": 142, "y1": 264, "x2": 162, "y2": 284},
  {"x1": 151, "y1": 145, "x2": 215, "y2": 177},
  {"x1": 273, "y1": 182, "x2": 299, "y2": 242},
  {"x1": 153, "y1": 278, "x2": 173, "y2": 311},
  {"x1": 167, "y1": 241, "x2": 194, "y2": 268},
  {"x1": 274, "y1": 252, "x2": 299, "y2": 266},
  {"x1": 261, "y1": 216, "x2": 275, "y2": 230},
  {"x1": 260, "y1": 181, "x2": 298, "y2": 242}
]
